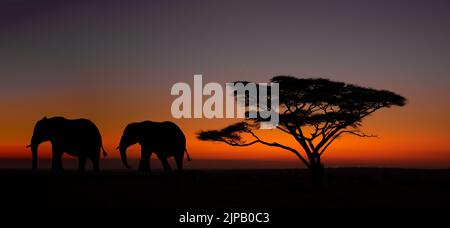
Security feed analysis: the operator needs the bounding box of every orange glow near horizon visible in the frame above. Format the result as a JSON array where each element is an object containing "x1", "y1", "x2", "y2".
[
  {"x1": 1, "y1": 93, "x2": 450, "y2": 169},
  {"x1": 1, "y1": 74, "x2": 450, "y2": 169}
]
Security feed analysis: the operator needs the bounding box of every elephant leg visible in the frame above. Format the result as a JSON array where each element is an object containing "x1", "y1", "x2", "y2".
[
  {"x1": 138, "y1": 148, "x2": 151, "y2": 172},
  {"x1": 51, "y1": 149, "x2": 63, "y2": 171},
  {"x1": 78, "y1": 156, "x2": 87, "y2": 171},
  {"x1": 90, "y1": 150, "x2": 100, "y2": 172},
  {"x1": 91, "y1": 156, "x2": 100, "y2": 172},
  {"x1": 158, "y1": 154, "x2": 171, "y2": 173},
  {"x1": 175, "y1": 152, "x2": 184, "y2": 173}
]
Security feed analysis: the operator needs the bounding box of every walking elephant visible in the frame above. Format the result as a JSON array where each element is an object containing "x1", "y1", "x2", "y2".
[
  {"x1": 27, "y1": 117, "x2": 107, "y2": 171},
  {"x1": 118, "y1": 121, "x2": 191, "y2": 172}
]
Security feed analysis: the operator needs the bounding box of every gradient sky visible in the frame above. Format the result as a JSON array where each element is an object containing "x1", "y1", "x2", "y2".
[{"x1": 1, "y1": 0, "x2": 450, "y2": 168}]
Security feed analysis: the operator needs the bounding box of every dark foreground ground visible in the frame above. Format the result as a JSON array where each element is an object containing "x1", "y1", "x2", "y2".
[{"x1": 0, "y1": 168, "x2": 449, "y2": 208}]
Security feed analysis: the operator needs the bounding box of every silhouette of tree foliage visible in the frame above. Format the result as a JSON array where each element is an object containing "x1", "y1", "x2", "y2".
[{"x1": 198, "y1": 76, "x2": 406, "y2": 180}]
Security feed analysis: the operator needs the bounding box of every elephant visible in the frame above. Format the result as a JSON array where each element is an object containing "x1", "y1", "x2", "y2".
[
  {"x1": 27, "y1": 117, "x2": 107, "y2": 171},
  {"x1": 118, "y1": 121, "x2": 191, "y2": 172}
]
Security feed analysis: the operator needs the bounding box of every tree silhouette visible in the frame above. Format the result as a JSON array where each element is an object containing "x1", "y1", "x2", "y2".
[{"x1": 198, "y1": 76, "x2": 406, "y2": 184}]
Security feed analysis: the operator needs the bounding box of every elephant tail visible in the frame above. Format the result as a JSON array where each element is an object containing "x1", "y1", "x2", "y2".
[
  {"x1": 185, "y1": 149, "x2": 192, "y2": 162},
  {"x1": 101, "y1": 146, "x2": 108, "y2": 157}
]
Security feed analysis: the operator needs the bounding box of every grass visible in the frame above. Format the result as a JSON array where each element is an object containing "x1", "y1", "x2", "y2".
[{"x1": 0, "y1": 168, "x2": 449, "y2": 208}]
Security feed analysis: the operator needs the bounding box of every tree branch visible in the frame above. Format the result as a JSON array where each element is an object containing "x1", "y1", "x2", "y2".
[
  {"x1": 276, "y1": 126, "x2": 291, "y2": 135},
  {"x1": 319, "y1": 130, "x2": 377, "y2": 155},
  {"x1": 248, "y1": 131, "x2": 311, "y2": 168},
  {"x1": 290, "y1": 125, "x2": 314, "y2": 156}
]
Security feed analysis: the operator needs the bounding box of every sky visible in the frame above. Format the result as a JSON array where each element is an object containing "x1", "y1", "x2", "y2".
[{"x1": 0, "y1": 0, "x2": 450, "y2": 169}]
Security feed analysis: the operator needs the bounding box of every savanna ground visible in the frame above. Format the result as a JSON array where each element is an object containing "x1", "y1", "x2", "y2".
[{"x1": 0, "y1": 163, "x2": 449, "y2": 208}]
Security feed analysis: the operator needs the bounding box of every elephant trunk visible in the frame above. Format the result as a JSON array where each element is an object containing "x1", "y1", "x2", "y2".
[
  {"x1": 30, "y1": 144, "x2": 38, "y2": 171},
  {"x1": 119, "y1": 146, "x2": 132, "y2": 169}
]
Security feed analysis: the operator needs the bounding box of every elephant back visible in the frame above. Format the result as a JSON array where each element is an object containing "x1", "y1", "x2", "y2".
[{"x1": 142, "y1": 121, "x2": 186, "y2": 150}]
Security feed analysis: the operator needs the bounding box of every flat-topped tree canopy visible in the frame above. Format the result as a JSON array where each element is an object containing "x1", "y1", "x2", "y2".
[
  {"x1": 198, "y1": 76, "x2": 406, "y2": 173},
  {"x1": 272, "y1": 76, "x2": 406, "y2": 130}
]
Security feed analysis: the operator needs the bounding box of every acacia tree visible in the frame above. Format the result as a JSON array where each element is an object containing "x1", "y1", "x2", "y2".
[{"x1": 198, "y1": 76, "x2": 406, "y2": 180}]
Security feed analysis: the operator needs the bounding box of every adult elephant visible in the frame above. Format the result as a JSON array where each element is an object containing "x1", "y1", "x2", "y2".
[
  {"x1": 27, "y1": 117, "x2": 107, "y2": 171},
  {"x1": 118, "y1": 121, "x2": 191, "y2": 172}
]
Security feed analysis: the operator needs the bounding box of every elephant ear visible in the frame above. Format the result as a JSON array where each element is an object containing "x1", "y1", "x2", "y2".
[
  {"x1": 128, "y1": 122, "x2": 140, "y2": 132},
  {"x1": 128, "y1": 122, "x2": 143, "y2": 141}
]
